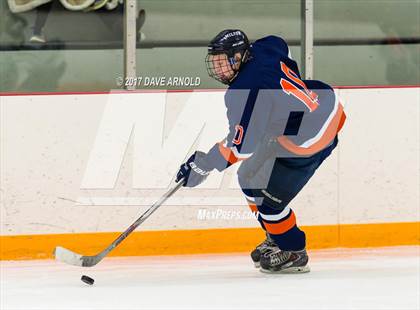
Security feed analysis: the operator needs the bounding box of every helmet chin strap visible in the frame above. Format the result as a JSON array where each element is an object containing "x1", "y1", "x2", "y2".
[
  {"x1": 226, "y1": 64, "x2": 240, "y2": 84},
  {"x1": 227, "y1": 71, "x2": 240, "y2": 84}
]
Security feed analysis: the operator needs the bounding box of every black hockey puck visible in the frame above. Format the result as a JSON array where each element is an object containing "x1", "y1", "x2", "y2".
[{"x1": 81, "y1": 275, "x2": 94, "y2": 285}]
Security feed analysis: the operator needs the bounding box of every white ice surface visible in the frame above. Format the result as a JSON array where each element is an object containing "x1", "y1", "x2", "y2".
[{"x1": 1, "y1": 246, "x2": 419, "y2": 310}]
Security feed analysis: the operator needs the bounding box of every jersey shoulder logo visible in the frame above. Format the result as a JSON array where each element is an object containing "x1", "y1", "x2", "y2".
[{"x1": 232, "y1": 125, "x2": 244, "y2": 145}]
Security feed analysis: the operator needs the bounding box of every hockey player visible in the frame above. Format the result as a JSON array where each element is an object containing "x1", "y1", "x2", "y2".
[{"x1": 176, "y1": 30, "x2": 346, "y2": 273}]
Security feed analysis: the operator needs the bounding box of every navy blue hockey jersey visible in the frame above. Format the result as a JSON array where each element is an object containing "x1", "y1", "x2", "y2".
[{"x1": 205, "y1": 36, "x2": 346, "y2": 172}]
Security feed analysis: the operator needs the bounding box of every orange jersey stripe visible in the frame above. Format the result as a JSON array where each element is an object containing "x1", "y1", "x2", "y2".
[
  {"x1": 263, "y1": 211, "x2": 296, "y2": 235},
  {"x1": 278, "y1": 103, "x2": 346, "y2": 156},
  {"x1": 218, "y1": 142, "x2": 240, "y2": 164}
]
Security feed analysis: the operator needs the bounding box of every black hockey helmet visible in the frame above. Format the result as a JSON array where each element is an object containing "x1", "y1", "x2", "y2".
[{"x1": 205, "y1": 29, "x2": 250, "y2": 84}]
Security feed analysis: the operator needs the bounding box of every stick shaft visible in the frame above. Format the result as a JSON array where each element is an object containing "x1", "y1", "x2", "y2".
[
  {"x1": 55, "y1": 180, "x2": 184, "y2": 267},
  {"x1": 99, "y1": 180, "x2": 184, "y2": 257}
]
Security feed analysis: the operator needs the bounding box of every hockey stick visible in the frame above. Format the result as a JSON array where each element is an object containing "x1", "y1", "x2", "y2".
[{"x1": 54, "y1": 180, "x2": 184, "y2": 267}]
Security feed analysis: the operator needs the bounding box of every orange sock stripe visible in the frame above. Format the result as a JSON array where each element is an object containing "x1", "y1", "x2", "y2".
[{"x1": 263, "y1": 211, "x2": 296, "y2": 234}]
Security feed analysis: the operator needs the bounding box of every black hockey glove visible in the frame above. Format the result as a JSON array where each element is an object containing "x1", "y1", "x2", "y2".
[{"x1": 176, "y1": 151, "x2": 212, "y2": 187}]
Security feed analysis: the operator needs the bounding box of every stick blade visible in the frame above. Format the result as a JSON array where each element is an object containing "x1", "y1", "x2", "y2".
[{"x1": 54, "y1": 246, "x2": 84, "y2": 267}]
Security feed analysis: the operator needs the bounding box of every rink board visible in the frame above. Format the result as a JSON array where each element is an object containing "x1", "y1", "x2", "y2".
[
  {"x1": 1, "y1": 222, "x2": 419, "y2": 260},
  {"x1": 0, "y1": 87, "x2": 419, "y2": 260}
]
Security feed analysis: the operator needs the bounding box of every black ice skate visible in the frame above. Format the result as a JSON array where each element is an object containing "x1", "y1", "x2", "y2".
[
  {"x1": 250, "y1": 235, "x2": 278, "y2": 268},
  {"x1": 260, "y1": 248, "x2": 310, "y2": 273}
]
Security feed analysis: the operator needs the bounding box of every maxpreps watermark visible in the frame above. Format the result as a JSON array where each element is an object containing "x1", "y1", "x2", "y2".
[
  {"x1": 197, "y1": 208, "x2": 258, "y2": 221},
  {"x1": 116, "y1": 76, "x2": 201, "y2": 88}
]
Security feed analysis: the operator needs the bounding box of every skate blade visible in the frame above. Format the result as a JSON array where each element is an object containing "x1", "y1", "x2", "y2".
[
  {"x1": 253, "y1": 261, "x2": 260, "y2": 268},
  {"x1": 260, "y1": 265, "x2": 310, "y2": 274}
]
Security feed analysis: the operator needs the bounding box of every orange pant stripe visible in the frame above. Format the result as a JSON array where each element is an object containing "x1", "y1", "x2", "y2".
[{"x1": 247, "y1": 203, "x2": 259, "y2": 213}]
